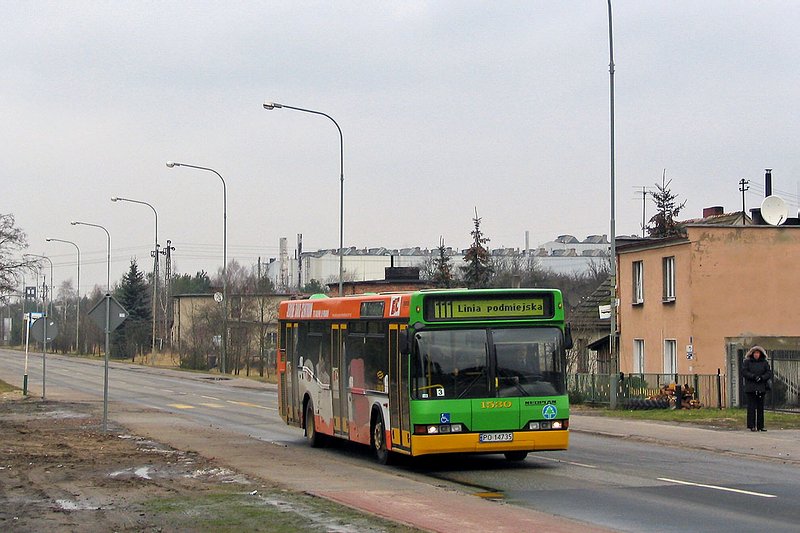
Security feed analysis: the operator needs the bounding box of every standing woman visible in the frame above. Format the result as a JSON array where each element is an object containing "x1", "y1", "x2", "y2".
[{"x1": 742, "y1": 346, "x2": 773, "y2": 431}]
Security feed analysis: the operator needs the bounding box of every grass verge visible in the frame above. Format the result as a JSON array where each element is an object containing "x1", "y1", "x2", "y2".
[
  {"x1": 144, "y1": 485, "x2": 421, "y2": 532},
  {"x1": 573, "y1": 405, "x2": 800, "y2": 430}
]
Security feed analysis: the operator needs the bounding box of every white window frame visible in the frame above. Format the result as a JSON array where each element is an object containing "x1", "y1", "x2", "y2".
[
  {"x1": 663, "y1": 339, "x2": 677, "y2": 375},
  {"x1": 632, "y1": 260, "x2": 644, "y2": 304},
  {"x1": 633, "y1": 339, "x2": 645, "y2": 374},
  {"x1": 662, "y1": 256, "x2": 676, "y2": 302}
]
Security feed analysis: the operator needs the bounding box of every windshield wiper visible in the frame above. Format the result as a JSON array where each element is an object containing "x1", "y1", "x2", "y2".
[{"x1": 457, "y1": 369, "x2": 487, "y2": 399}]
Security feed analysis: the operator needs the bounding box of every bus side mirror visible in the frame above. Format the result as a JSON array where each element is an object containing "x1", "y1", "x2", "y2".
[{"x1": 564, "y1": 324, "x2": 573, "y2": 350}]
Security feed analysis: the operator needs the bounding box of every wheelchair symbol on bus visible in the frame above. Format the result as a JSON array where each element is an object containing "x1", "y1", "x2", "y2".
[
  {"x1": 440, "y1": 413, "x2": 451, "y2": 424},
  {"x1": 542, "y1": 404, "x2": 557, "y2": 420}
]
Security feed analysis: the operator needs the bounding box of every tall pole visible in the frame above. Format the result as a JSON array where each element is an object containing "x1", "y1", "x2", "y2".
[
  {"x1": 72, "y1": 221, "x2": 111, "y2": 431},
  {"x1": 111, "y1": 197, "x2": 159, "y2": 354},
  {"x1": 608, "y1": 0, "x2": 619, "y2": 408},
  {"x1": 166, "y1": 162, "x2": 227, "y2": 373},
  {"x1": 263, "y1": 101, "x2": 345, "y2": 296},
  {"x1": 46, "y1": 238, "x2": 81, "y2": 353},
  {"x1": 25, "y1": 254, "x2": 53, "y2": 400},
  {"x1": 739, "y1": 179, "x2": 750, "y2": 225}
]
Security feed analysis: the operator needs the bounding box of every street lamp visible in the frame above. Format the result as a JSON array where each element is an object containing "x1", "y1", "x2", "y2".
[
  {"x1": 166, "y1": 161, "x2": 228, "y2": 373},
  {"x1": 24, "y1": 253, "x2": 53, "y2": 400},
  {"x1": 46, "y1": 238, "x2": 81, "y2": 354},
  {"x1": 263, "y1": 101, "x2": 345, "y2": 296},
  {"x1": 71, "y1": 220, "x2": 112, "y2": 431},
  {"x1": 607, "y1": 0, "x2": 619, "y2": 408},
  {"x1": 111, "y1": 196, "x2": 159, "y2": 355}
]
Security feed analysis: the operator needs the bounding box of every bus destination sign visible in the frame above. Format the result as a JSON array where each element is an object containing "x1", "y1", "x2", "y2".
[{"x1": 427, "y1": 297, "x2": 550, "y2": 321}]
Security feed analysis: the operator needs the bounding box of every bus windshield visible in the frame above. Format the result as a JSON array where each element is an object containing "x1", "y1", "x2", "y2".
[{"x1": 411, "y1": 327, "x2": 565, "y2": 400}]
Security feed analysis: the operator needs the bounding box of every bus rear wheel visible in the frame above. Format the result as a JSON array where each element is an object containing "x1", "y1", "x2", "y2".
[
  {"x1": 305, "y1": 401, "x2": 324, "y2": 448},
  {"x1": 504, "y1": 451, "x2": 528, "y2": 461},
  {"x1": 372, "y1": 413, "x2": 391, "y2": 465}
]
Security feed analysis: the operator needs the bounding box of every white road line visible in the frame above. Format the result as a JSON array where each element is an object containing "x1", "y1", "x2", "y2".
[
  {"x1": 536, "y1": 456, "x2": 598, "y2": 469},
  {"x1": 657, "y1": 477, "x2": 777, "y2": 498},
  {"x1": 226, "y1": 400, "x2": 278, "y2": 411},
  {"x1": 201, "y1": 395, "x2": 221, "y2": 401}
]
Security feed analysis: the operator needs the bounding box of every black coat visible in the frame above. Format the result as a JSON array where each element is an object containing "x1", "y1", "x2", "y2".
[{"x1": 742, "y1": 352, "x2": 773, "y2": 395}]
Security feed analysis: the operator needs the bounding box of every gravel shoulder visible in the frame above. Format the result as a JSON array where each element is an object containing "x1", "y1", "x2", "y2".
[{"x1": 0, "y1": 391, "x2": 421, "y2": 532}]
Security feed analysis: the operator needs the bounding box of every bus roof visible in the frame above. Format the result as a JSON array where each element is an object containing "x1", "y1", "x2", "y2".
[{"x1": 278, "y1": 288, "x2": 563, "y2": 322}]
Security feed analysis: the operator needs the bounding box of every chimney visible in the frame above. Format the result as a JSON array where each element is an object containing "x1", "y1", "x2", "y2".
[
  {"x1": 765, "y1": 168, "x2": 772, "y2": 197},
  {"x1": 703, "y1": 206, "x2": 724, "y2": 218}
]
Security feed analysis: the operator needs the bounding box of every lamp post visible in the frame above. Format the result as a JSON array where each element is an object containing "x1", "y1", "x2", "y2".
[
  {"x1": 111, "y1": 196, "x2": 159, "y2": 355},
  {"x1": 46, "y1": 238, "x2": 81, "y2": 353},
  {"x1": 263, "y1": 101, "x2": 345, "y2": 296},
  {"x1": 607, "y1": 0, "x2": 619, "y2": 408},
  {"x1": 71, "y1": 220, "x2": 112, "y2": 431},
  {"x1": 24, "y1": 253, "x2": 53, "y2": 400},
  {"x1": 166, "y1": 161, "x2": 228, "y2": 373}
]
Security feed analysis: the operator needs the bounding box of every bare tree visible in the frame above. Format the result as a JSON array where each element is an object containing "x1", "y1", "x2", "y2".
[{"x1": 0, "y1": 214, "x2": 36, "y2": 295}]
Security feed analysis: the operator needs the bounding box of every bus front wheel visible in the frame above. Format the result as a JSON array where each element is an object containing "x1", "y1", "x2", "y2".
[
  {"x1": 504, "y1": 451, "x2": 528, "y2": 461},
  {"x1": 372, "y1": 413, "x2": 391, "y2": 465},
  {"x1": 305, "y1": 401, "x2": 324, "y2": 448}
]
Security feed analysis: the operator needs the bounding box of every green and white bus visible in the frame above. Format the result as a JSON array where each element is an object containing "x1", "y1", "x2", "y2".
[{"x1": 277, "y1": 288, "x2": 571, "y2": 463}]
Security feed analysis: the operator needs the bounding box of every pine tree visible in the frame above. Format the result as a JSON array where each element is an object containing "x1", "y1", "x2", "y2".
[
  {"x1": 113, "y1": 259, "x2": 152, "y2": 359},
  {"x1": 460, "y1": 208, "x2": 494, "y2": 288},
  {"x1": 432, "y1": 236, "x2": 454, "y2": 288},
  {"x1": 647, "y1": 171, "x2": 687, "y2": 238}
]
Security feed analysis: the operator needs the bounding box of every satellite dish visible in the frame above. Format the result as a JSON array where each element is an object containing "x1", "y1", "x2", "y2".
[{"x1": 761, "y1": 195, "x2": 788, "y2": 225}]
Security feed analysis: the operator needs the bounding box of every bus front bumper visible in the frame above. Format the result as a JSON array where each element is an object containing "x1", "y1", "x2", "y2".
[{"x1": 409, "y1": 429, "x2": 569, "y2": 457}]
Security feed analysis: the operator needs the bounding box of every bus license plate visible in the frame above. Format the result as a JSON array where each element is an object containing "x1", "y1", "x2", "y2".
[{"x1": 479, "y1": 432, "x2": 513, "y2": 443}]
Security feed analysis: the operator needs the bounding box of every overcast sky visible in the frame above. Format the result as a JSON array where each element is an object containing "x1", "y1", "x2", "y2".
[{"x1": 3, "y1": 1, "x2": 799, "y2": 294}]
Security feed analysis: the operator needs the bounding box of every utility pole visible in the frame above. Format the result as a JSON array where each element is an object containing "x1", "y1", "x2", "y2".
[
  {"x1": 161, "y1": 240, "x2": 175, "y2": 348},
  {"x1": 739, "y1": 178, "x2": 750, "y2": 225},
  {"x1": 297, "y1": 233, "x2": 303, "y2": 292}
]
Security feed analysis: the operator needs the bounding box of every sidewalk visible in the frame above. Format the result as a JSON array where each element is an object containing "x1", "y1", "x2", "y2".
[{"x1": 570, "y1": 413, "x2": 800, "y2": 465}]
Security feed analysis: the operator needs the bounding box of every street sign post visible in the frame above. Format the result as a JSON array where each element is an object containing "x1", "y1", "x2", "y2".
[{"x1": 87, "y1": 293, "x2": 128, "y2": 432}]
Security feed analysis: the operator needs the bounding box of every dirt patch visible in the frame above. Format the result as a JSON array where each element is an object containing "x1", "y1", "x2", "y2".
[{"x1": 0, "y1": 393, "x2": 419, "y2": 532}]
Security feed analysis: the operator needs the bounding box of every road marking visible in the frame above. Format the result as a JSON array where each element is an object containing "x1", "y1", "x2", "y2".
[
  {"x1": 161, "y1": 389, "x2": 175, "y2": 394},
  {"x1": 168, "y1": 403, "x2": 195, "y2": 410},
  {"x1": 657, "y1": 477, "x2": 777, "y2": 498},
  {"x1": 226, "y1": 400, "x2": 277, "y2": 411},
  {"x1": 536, "y1": 456, "x2": 598, "y2": 469},
  {"x1": 199, "y1": 403, "x2": 224, "y2": 408},
  {"x1": 201, "y1": 395, "x2": 221, "y2": 401}
]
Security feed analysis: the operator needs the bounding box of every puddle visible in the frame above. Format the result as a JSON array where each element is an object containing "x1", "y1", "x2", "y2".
[
  {"x1": 188, "y1": 467, "x2": 250, "y2": 484},
  {"x1": 55, "y1": 499, "x2": 101, "y2": 511}
]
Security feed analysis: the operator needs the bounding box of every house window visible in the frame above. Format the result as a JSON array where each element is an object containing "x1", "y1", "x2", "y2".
[
  {"x1": 662, "y1": 256, "x2": 676, "y2": 302},
  {"x1": 632, "y1": 260, "x2": 644, "y2": 304},
  {"x1": 633, "y1": 339, "x2": 645, "y2": 374},
  {"x1": 663, "y1": 339, "x2": 677, "y2": 375}
]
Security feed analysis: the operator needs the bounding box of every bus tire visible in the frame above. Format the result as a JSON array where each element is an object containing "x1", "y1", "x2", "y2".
[
  {"x1": 305, "y1": 400, "x2": 324, "y2": 448},
  {"x1": 371, "y1": 412, "x2": 391, "y2": 465},
  {"x1": 504, "y1": 451, "x2": 528, "y2": 461}
]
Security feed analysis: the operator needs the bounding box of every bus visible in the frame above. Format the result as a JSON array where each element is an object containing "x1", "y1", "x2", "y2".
[{"x1": 277, "y1": 288, "x2": 571, "y2": 464}]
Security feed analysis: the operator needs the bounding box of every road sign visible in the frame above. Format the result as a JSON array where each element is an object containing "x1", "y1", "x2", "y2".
[
  {"x1": 88, "y1": 294, "x2": 129, "y2": 332},
  {"x1": 30, "y1": 317, "x2": 58, "y2": 343}
]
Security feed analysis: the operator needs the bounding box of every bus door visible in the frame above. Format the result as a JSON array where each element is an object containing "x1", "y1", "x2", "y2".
[
  {"x1": 281, "y1": 322, "x2": 299, "y2": 424},
  {"x1": 330, "y1": 323, "x2": 349, "y2": 437},
  {"x1": 389, "y1": 324, "x2": 411, "y2": 449}
]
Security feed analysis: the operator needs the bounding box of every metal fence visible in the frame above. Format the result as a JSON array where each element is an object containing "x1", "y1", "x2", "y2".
[{"x1": 568, "y1": 372, "x2": 727, "y2": 409}]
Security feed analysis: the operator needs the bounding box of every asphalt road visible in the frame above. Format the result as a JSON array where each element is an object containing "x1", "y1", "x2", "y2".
[{"x1": 2, "y1": 348, "x2": 799, "y2": 533}]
